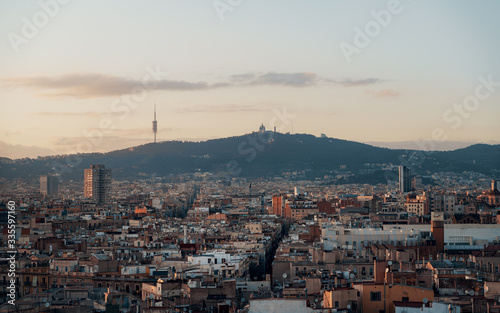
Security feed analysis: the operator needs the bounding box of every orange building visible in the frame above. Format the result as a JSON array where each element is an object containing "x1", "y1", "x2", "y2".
[
  {"x1": 323, "y1": 287, "x2": 358, "y2": 310},
  {"x1": 272, "y1": 195, "x2": 285, "y2": 216},
  {"x1": 353, "y1": 283, "x2": 434, "y2": 313},
  {"x1": 135, "y1": 206, "x2": 147, "y2": 214},
  {"x1": 206, "y1": 213, "x2": 228, "y2": 221}
]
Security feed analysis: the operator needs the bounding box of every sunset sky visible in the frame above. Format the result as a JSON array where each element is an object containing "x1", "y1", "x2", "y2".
[{"x1": 1, "y1": 0, "x2": 500, "y2": 158}]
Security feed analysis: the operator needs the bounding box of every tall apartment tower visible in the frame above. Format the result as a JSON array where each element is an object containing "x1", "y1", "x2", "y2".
[
  {"x1": 399, "y1": 165, "x2": 411, "y2": 193},
  {"x1": 84, "y1": 164, "x2": 111, "y2": 204},
  {"x1": 431, "y1": 212, "x2": 445, "y2": 253},
  {"x1": 40, "y1": 175, "x2": 58, "y2": 196}
]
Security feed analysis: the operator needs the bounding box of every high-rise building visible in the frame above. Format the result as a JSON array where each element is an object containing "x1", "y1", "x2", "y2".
[
  {"x1": 40, "y1": 175, "x2": 58, "y2": 196},
  {"x1": 399, "y1": 166, "x2": 411, "y2": 193},
  {"x1": 84, "y1": 164, "x2": 111, "y2": 204}
]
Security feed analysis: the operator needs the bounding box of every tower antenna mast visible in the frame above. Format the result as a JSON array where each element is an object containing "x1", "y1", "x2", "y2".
[{"x1": 152, "y1": 101, "x2": 158, "y2": 143}]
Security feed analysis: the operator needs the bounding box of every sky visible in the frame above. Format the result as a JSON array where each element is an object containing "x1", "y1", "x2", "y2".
[{"x1": 1, "y1": 0, "x2": 500, "y2": 159}]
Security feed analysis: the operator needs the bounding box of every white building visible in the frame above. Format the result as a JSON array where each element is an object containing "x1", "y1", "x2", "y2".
[
  {"x1": 187, "y1": 250, "x2": 248, "y2": 278},
  {"x1": 321, "y1": 225, "x2": 422, "y2": 251},
  {"x1": 384, "y1": 224, "x2": 500, "y2": 251},
  {"x1": 395, "y1": 301, "x2": 460, "y2": 313},
  {"x1": 249, "y1": 299, "x2": 315, "y2": 313}
]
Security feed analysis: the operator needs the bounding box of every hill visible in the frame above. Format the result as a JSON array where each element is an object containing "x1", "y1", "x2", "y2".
[{"x1": 0, "y1": 132, "x2": 499, "y2": 183}]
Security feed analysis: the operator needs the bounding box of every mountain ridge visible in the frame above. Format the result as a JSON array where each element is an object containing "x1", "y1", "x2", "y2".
[{"x1": 0, "y1": 132, "x2": 499, "y2": 182}]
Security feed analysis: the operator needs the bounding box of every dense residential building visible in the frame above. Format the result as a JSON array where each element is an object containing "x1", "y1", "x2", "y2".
[
  {"x1": 405, "y1": 193, "x2": 429, "y2": 216},
  {"x1": 1, "y1": 164, "x2": 498, "y2": 312}
]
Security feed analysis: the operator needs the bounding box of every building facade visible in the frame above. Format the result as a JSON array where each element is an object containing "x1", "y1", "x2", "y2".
[
  {"x1": 40, "y1": 175, "x2": 58, "y2": 196},
  {"x1": 399, "y1": 166, "x2": 411, "y2": 193},
  {"x1": 84, "y1": 164, "x2": 111, "y2": 204}
]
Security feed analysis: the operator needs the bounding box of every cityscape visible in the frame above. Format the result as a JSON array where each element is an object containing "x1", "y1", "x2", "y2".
[{"x1": 1, "y1": 1, "x2": 500, "y2": 313}]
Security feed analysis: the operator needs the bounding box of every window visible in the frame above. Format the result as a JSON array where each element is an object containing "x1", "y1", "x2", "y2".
[
  {"x1": 402, "y1": 297, "x2": 409, "y2": 302},
  {"x1": 335, "y1": 301, "x2": 339, "y2": 308},
  {"x1": 370, "y1": 291, "x2": 381, "y2": 301}
]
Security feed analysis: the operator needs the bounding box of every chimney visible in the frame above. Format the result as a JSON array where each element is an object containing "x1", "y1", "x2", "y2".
[{"x1": 374, "y1": 260, "x2": 387, "y2": 284}]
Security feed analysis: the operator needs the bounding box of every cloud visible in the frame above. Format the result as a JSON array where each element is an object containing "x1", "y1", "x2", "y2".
[
  {"x1": 32, "y1": 111, "x2": 103, "y2": 118},
  {"x1": 365, "y1": 89, "x2": 400, "y2": 98},
  {"x1": 2, "y1": 72, "x2": 384, "y2": 98},
  {"x1": 231, "y1": 72, "x2": 319, "y2": 87},
  {"x1": 336, "y1": 78, "x2": 382, "y2": 87},
  {"x1": 2, "y1": 73, "x2": 215, "y2": 98},
  {"x1": 176, "y1": 104, "x2": 269, "y2": 114},
  {"x1": 32, "y1": 111, "x2": 135, "y2": 119}
]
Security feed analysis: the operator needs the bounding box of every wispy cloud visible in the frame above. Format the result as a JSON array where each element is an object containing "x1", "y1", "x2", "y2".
[
  {"x1": 176, "y1": 104, "x2": 269, "y2": 114},
  {"x1": 365, "y1": 89, "x2": 400, "y2": 98},
  {"x1": 2, "y1": 72, "x2": 385, "y2": 99},
  {"x1": 2, "y1": 73, "x2": 214, "y2": 98},
  {"x1": 32, "y1": 111, "x2": 103, "y2": 118},
  {"x1": 335, "y1": 78, "x2": 383, "y2": 87},
  {"x1": 32, "y1": 110, "x2": 131, "y2": 119},
  {"x1": 231, "y1": 72, "x2": 319, "y2": 87}
]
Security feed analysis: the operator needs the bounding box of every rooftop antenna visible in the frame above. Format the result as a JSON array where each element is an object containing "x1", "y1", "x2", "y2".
[{"x1": 152, "y1": 101, "x2": 158, "y2": 143}]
